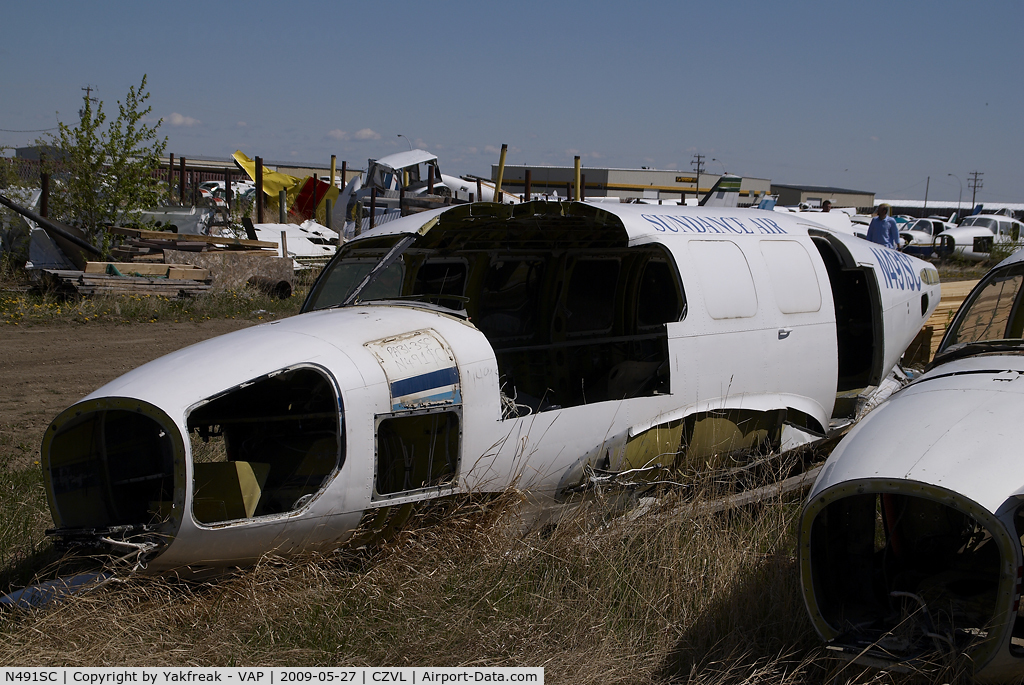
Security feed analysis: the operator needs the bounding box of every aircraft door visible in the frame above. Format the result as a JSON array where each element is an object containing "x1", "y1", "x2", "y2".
[{"x1": 810, "y1": 230, "x2": 939, "y2": 391}]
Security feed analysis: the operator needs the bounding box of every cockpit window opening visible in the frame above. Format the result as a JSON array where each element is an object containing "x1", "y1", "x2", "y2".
[
  {"x1": 944, "y1": 263, "x2": 1024, "y2": 348},
  {"x1": 185, "y1": 366, "x2": 342, "y2": 525}
]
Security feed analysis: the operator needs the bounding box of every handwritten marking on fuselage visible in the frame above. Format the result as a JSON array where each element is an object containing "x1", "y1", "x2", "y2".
[
  {"x1": 641, "y1": 214, "x2": 787, "y2": 235},
  {"x1": 870, "y1": 247, "x2": 922, "y2": 291}
]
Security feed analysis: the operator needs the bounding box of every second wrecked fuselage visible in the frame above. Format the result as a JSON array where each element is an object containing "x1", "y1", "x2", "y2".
[{"x1": 41, "y1": 201, "x2": 938, "y2": 573}]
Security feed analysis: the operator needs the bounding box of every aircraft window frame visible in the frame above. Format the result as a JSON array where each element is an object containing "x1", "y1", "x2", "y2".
[
  {"x1": 562, "y1": 255, "x2": 621, "y2": 336},
  {"x1": 943, "y1": 263, "x2": 1024, "y2": 347},
  {"x1": 689, "y1": 240, "x2": 758, "y2": 320},
  {"x1": 373, "y1": 407, "x2": 461, "y2": 503},
  {"x1": 636, "y1": 257, "x2": 685, "y2": 329},
  {"x1": 185, "y1": 364, "x2": 343, "y2": 526},
  {"x1": 475, "y1": 255, "x2": 547, "y2": 343}
]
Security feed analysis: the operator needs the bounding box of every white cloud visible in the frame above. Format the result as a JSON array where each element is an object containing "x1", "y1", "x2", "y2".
[
  {"x1": 328, "y1": 129, "x2": 349, "y2": 140},
  {"x1": 355, "y1": 128, "x2": 380, "y2": 140},
  {"x1": 168, "y1": 112, "x2": 200, "y2": 127},
  {"x1": 467, "y1": 147, "x2": 479, "y2": 155},
  {"x1": 484, "y1": 145, "x2": 502, "y2": 155}
]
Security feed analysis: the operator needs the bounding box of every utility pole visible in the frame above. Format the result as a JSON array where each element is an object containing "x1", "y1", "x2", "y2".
[
  {"x1": 968, "y1": 171, "x2": 983, "y2": 208},
  {"x1": 923, "y1": 176, "x2": 929, "y2": 215},
  {"x1": 79, "y1": 85, "x2": 98, "y2": 119},
  {"x1": 691, "y1": 154, "x2": 705, "y2": 198}
]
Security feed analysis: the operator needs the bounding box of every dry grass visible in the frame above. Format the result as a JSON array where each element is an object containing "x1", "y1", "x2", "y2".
[{"x1": 0, "y1": 460, "x2": 985, "y2": 682}]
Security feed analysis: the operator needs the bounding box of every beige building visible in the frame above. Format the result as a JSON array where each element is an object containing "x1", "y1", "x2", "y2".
[
  {"x1": 492, "y1": 164, "x2": 772, "y2": 206},
  {"x1": 770, "y1": 184, "x2": 875, "y2": 210}
]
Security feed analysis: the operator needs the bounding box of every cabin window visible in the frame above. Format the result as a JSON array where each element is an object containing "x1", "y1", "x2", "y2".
[
  {"x1": 636, "y1": 259, "x2": 683, "y2": 328},
  {"x1": 476, "y1": 258, "x2": 545, "y2": 341},
  {"x1": 689, "y1": 240, "x2": 757, "y2": 319},
  {"x1": 186, "y1": 366, "x2": 341, "y2": 524},
  {"x1": 565, "y1": 258, "x2": 619, "y2": 334},
  {"x1": 374, "y1": 409, "x2": 460, "y2": 499},
  {"x1": 759, "y1": 240, "x2": 822, "y2": 314},
  {"x1": 412, "y1": 259, "x2": 467, "y2": 308}
]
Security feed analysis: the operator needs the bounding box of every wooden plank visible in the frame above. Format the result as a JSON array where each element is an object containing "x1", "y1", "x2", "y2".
[
  {"x1": 110, "y1": 226, "x2": 276, "y2": 248},
  {"x1": 691, "y1": 466, "x2": 823, "y2": 516},
  {"x1": 168, "y1": 267, "x2": 209, "y2": 281}
]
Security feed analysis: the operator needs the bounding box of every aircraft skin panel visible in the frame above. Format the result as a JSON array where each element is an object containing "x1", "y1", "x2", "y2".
[{"x1": 808, "y1": 354, "x2": 1024, "y2": 515}]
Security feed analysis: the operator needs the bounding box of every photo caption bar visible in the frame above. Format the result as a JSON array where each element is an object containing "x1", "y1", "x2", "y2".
[{"x1": 0, "y1": 669, "x2": 542, "y2": 685}]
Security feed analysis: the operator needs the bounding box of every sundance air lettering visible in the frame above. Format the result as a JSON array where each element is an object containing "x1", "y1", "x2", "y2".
[{"x1": 639, "y1": 215, "x2": 787, "y2": 235}]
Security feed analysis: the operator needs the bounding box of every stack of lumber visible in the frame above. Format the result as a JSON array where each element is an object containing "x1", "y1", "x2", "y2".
[
  {"x1": 109, "y1": 227, "x2": 277, "y2": 262},
  {"x1": 904, "y1": 279, "x2": 980, "y2": 364},
  {"x1": 42, "y1": 262, "x2": 213, "y2": 297},
  {"x1": 924, "y1": 279, "x2": 979, "y2": 357}
]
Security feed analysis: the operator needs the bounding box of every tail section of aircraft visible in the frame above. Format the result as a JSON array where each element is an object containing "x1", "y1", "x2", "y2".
[{"x1": 699, "y1": 174, "x2": 742, "y2": 208}]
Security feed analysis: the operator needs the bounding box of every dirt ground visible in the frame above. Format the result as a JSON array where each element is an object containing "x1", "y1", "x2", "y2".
[{"x1": 0, "y1": 319, "x2": 255, "y2": 469}]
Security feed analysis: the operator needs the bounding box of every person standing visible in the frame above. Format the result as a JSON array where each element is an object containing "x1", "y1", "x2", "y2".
[
  {"x1": 867, "y1": 203, "x2": 899, "y2": 249},
  {"x1": 821, "y1": 200, "x2": 832, "y2": 212}
]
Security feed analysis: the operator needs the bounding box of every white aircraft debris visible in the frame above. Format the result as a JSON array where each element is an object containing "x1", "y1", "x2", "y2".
[
  {"x1": 800, "y1": 247, "x2": 1024, "y2": 682},
  {"x1": 40, "y1": 199, "x2": 938, "y2": 574}
]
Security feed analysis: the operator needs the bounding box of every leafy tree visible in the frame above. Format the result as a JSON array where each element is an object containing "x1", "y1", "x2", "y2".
[{"x1": 42, "y1": 75, "x2": 167, "y2": 249}]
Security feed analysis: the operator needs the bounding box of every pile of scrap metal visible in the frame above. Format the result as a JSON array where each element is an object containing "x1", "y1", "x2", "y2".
[{"x1": 0, "y1": 193, "x2": 283, "y2": 298}]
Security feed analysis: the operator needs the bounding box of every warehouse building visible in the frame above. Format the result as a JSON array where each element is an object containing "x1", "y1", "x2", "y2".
[
  {"x1": 492, "y1": 164, "x2": 772, "y2": 206},
  {"x1": 770, "y1": 183, "x2": 875, "y2": 210}
]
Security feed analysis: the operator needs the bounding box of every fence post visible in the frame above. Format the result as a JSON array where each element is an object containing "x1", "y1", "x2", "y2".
[
  {"x1": 224, "y1": 167, "x2": 232, "y2": 213},
  {"x1": 180, "y1": 156, "x2": 186, "y2": 206},
  {"x1": 255, "y1": 156, "x2": 264, "y2": 224},
  {"x1": 168, "y1": 153, "x2": 175, "y2": 200},
  {"x1": 279, "y1": 189, "x2": 287, "y2": 223}
]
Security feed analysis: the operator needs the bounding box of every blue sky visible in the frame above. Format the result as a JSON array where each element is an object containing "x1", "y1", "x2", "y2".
[{"x1": 2, "y1": 0, "x2": 1022, "y2": 201}]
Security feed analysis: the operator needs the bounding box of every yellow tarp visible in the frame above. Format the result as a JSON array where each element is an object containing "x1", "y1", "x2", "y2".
[
  {"x1": 232, "y1": 151, "x2": 300, "y2": 197},
  {"x1": 234, "y1": 150, "x2": 341, "y2": 223}
]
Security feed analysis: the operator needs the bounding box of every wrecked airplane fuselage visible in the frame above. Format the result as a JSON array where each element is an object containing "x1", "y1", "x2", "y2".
[
  {"x1": 42, "y1": 200, "x2": 938, "y2": 573},
  {"x1": 800, "y1": 248, "x2": 1024, "y2": 681}
]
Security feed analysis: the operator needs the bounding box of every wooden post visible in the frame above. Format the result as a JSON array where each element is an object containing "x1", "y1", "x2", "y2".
[
  {"x1": 494, "y1": 143, "x2": 508, "y2": 204},
  {"x1": 312, "y1": 174, "x2": 318, "y2": 222},
  {"x1": 224, "y1": 167, "x2": 232, "y2": 213},
  {"x1": 573, "y1": 156, "x2": 581, "y2": 202},
  {"x1": 326, "y1": 199, "x2": 332, "y2": 231},
  {"x1": 330, "y1": 155, "x2": 337, "y2": 188},
  {"x1": 370, "y1": 187, "x2": 377, "y2": 230},
  {"x1": 280, "y1": 230, "x2": 288, "y2": 259},
  {"x1": 341, "y1": 160, "x2": 347, "y2": 186},
  {"x1": 38, "y1": 153, "x2": 50, "y2": 218},
  {"x1": 169, "y1": 153, "x2": 175, "y2": 200},
  {"x1": 476, "y1": 179, "x2": 482, "y2": 202},
  {"x1": 255, "y1": 156, "x2": 264, "y2": 223},
  {"x1": 279, "y1": 189, "x2": 287, "y2": 223},
  {"x1": 180, "y1": 156, "x2": 186, "y2": 206},
  {"x1": 525, "y1": 170, "x2": 531, "y2": 201},
  {"x1": 192, "y1": 171, "x2": 198, "y2": 207},
  {"x1": 581, "y1": 173, "x2": 586, "y2": 200}
]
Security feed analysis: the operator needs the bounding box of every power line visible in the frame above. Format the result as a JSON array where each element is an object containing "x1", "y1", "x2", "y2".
[{"x1": 0, "y1": 127, "x2": 59, "y2": 133}]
